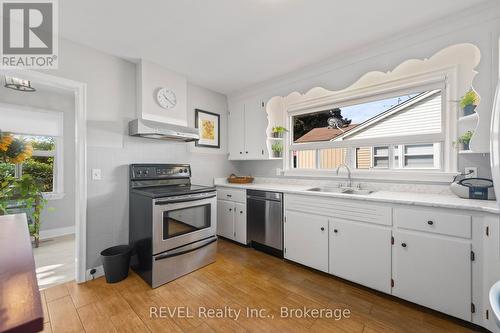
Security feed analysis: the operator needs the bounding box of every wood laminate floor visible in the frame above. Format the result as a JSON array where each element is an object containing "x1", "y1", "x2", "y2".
[{"x1": 40, "y1": 239, "x2": 481, "y2": 333}]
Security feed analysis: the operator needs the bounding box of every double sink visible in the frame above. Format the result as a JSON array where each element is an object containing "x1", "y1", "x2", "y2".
[{"x1": 307, "y1": 186, "x2": 374, "y2": 195}]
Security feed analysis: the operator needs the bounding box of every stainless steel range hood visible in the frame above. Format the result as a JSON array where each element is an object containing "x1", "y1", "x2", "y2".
[{"x1": 129, "y1": 118, "x2": 199, "y2": 142}]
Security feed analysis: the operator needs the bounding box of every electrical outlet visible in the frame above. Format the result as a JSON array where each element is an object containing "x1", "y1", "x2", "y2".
[
  {"x1": 464, "y1": 167, "x2": 477, "y2": 178},
  {"x1": 91, "y1": 168, "x2": 102, "y2": 180}
]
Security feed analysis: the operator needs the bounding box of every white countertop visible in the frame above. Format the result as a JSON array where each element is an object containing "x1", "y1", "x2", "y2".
[{"x1": 214, "y1": 180, "x2": 500, "y2": 214}]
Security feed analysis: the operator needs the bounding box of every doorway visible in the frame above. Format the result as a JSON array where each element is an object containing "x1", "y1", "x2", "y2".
[{"x1": 0, "y1": 69, "x2": 87, "y2": 286}]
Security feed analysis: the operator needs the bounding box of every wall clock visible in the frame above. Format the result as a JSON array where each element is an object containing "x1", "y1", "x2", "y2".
[{"x1": 156, "y1": 88, "x2": 177, "y2": 109}]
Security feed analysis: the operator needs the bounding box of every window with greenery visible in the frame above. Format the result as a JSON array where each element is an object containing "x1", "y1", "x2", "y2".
[
  {"x1": 0, "y1": 135, "x2": 56, "y2": 192},
  {"x1": 290, "y1": 88, "x2": 444, "y2": 171}
]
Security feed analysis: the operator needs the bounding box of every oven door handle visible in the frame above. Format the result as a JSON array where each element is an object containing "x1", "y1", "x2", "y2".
[
  {"x1": 154, "y1": 237, "x2": 217, "y2": 261},
  {"x1": 155, "y1": 194, "x2": 216, "y2": 205}
]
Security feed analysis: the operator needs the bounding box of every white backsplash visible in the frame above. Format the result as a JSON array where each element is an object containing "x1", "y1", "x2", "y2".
[{"x1": 216, "y1": 177, "x2": 453, "y2": 195}]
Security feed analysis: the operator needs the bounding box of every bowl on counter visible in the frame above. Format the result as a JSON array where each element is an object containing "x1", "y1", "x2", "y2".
[{"x1": 227, "y1": 174, "x2": 254, "y2": 184}]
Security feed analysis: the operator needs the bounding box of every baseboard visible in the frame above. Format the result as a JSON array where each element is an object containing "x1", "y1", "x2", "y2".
[
  {"x1": 86, "y1": 265, "x2": 104, "y2": 281},
  {"x1": 39, "y1": 226, "x2": 75, "y2": 240}
]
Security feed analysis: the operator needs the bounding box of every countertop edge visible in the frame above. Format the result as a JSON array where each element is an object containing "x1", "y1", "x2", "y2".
[{"x1": 214, "y1": 182, "x2": 500, "y2": 215}]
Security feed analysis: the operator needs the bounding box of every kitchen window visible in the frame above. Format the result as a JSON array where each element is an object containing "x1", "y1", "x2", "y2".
[
  {"x1": 0, "y1": 105, "x2": 64, "y2": 196},
  {"x1": 0, "y1": 135, "x2": 59, "y2": 193},
  {"x1": 287, "y1": 80, "x2": 448, "y2": 176}
]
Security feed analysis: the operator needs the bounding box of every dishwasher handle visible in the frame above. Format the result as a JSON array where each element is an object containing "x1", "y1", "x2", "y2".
[
  {"x1": 246, "y1": 196, "x2": 282, "y2": 202},
  {"x1": 246, "y1": 190, "x2": 282, "y2": 202}
]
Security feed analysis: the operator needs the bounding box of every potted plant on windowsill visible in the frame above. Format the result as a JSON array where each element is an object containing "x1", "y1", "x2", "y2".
[
  {"x1": 271, "y1": 126, "x2": 288, "y2": 138},
  {"x1": 454, "y1": 130, "x2": 474, "y2": 151},
  {"x1": 460, "y1": 90, "x2": 479, "y2": 117},
  {"x1": 0, "y1": 130, "x2": 48, "y2": 247},
  {"x1": 271, "y1": 142, "x2": 283, "y2": 158}
]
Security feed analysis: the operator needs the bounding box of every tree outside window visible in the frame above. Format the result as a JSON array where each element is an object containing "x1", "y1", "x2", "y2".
[{"x1": 0, "y1": 135, "x2": 56, "y2": 193}]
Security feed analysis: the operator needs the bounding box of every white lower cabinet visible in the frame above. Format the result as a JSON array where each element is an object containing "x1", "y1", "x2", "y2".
[
  {"x1": 217, "y1": 199, "x2": 247, "y2": 244},
  {"x1": 234, "y1": 203, "x2": 247, "y2": 244},
  {"x1": 282, "y1": 194, "x2": 482, "y2": 325},
  {"x1": 217, "y1": 200, "x2": 235, "y2": 239},
  {"x1": 392, "y1": 230, "x2": 472, "y2": 321},
  {"x1": 329, "y1": 219, "x2": 392, "y2": 293},
  {"x1": 284, "y1": 211, "x2": 329, "y2": 272}
]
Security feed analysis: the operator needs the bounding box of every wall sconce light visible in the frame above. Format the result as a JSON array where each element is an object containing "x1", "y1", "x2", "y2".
[{"x1": 4, "y1": 75, "x2": 36, "y2": 92}]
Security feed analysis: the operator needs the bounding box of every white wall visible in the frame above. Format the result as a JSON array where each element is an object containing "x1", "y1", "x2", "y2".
[
  {"x1": 0, "y1": 87, "x2": 76, "y2": 232},
  {"x1": 229, "y1": 2, "x2": 500, "y2": 180},
  {"x1": 137, "y1": 60, "x2": 188, "y2": 126},
  {"x1": 37, "y1": 38, "x2": 236, "y2": 269}
]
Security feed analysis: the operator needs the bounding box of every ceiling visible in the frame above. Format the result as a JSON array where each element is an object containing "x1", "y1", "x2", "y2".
[{"x1": 59, "y1": 0, "x2": 490, "y2": 94}]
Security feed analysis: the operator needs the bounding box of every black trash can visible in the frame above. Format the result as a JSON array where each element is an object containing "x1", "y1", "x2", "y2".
[{"x1": 100, "y1": 245, "x2": 131, "y2": 283}]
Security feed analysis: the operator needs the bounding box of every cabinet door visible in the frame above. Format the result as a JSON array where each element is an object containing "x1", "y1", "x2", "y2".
[
  {"x1": 217, "y1": 200, "x2": 234, "y2": 239},
  {"x1": 228, "y1": 102, "x2": 246, "y2": 160},
  {"x1": 284, "y1": 211, "x2": 328, "y2": 272},
  {"x1": 392, "y1": 230, "x2": 471, "y2": 320},
  {"x1": 234, "y1": 203, "x2": 247, "y2": 245},
  {"x1": 244, "y1": 98, "x2": 268, "y2": 160},
  {"x1": 330, "y1": 219, "x2": 391, "y2": 293}
]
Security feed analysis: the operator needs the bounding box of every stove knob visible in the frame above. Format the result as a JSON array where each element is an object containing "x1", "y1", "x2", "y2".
[{"x1": 184, "y1": 169, "x2": 188, "y2": 173}]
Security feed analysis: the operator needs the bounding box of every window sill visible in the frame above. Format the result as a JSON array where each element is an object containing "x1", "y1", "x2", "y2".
[
  {"x1": 43, "y1": 192, "x2": 65, "y2": 200},
  {"x1": 282, "y1": 169, "x2": 458, "y2": 184}
]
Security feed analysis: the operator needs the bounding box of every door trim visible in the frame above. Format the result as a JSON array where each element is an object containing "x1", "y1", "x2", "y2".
[{"x1": 2, "y1": 69, "x2": 88, "y2": 283}]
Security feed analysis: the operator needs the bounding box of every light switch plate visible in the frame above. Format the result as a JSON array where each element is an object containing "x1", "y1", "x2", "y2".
[
  {"x1": 91, "y1": 168, "x2": 102, "y2": 180},
  {"x1": 464, "y1": 167, "x2": 477, "y2": 178}
]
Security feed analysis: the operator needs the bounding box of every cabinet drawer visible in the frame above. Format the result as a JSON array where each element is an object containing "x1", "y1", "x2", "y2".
[
  {"x1": 216, "y1": 187, "x2": 246, "y2": 203},
  {"x1": 286, "y1": 194, "x2": 392, "y2": 226},
  {"x1": 394, "y1": 207, "x2": 471, "y2": 239}
]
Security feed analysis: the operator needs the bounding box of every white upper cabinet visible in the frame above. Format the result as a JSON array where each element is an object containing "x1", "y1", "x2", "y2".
[
  {"x1": 228, "y1": 101, "x2": 246, "y2": 159},
  {"x1": 228, "y1": 97, "x2": 268, "y2": 160},
  {"x1": 244, "y1": 98, "x2": 268, "y2": 159},
  {"x1": 329, "y1": 219, "x2": 392, "y2": 293},
  {"x1": 392, "y1": 230, "x2": 471, "y2": 321}
]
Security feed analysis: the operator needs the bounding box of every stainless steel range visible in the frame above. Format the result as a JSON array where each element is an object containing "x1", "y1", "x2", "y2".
[{"x1": 129, "y1": 164, "x2": 217, "y2": 288}]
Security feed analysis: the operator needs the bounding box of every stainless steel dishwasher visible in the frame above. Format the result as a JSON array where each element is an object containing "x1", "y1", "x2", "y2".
[{"x1": 247, "y1": 190, "x2": 283, "y2": 257}]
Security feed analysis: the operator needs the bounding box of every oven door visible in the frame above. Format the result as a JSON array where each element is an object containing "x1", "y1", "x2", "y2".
[{"x1": 152, "y1": 192, "x2": 217, "y2": 254}]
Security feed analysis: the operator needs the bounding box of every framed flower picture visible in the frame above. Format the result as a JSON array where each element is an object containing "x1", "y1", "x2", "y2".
[{"x1": 195, "y1": 109, "x2": 220, "y2": 148}]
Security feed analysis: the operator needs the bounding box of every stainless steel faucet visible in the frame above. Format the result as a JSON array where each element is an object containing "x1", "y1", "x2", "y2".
[{"x1": 336, "y1": 163, "x2": 352, "y2": 188}]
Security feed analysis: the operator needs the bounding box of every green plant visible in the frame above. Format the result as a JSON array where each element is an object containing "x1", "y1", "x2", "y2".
[
  {"x1": 453, "y1": 130, "x2": 474, "y2": 149},
  {"x1": 0, "y1": 174, "x2": 48, "y2": 246},
  {"x1": 23, "y1": 158, "x2": 54, "y2": 192},
  {"x1": 272, "y1": 126, "x2": 288, "y2": 134},
  {"x1": 271, "y1": 142, "x2": 283, "y2": 153},
  {"x1": 460, "y1": 90, "x2": 479, "y2": 108}
]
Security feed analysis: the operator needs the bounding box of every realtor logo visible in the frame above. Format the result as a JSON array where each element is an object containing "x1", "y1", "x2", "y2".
[{"x1": 1, "y1": 0, "x2": 58, "y2": 68}]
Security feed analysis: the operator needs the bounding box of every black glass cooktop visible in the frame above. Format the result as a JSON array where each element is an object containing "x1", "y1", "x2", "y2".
[{"x1": 131, "y1": 184, "x2": 216, "y2": 199}]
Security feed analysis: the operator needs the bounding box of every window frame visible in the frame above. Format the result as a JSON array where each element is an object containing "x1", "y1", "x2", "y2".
[
  {"x1": 282, "y1": 67, "x2": 459, "y2": 182},
  {"x1": 372, "y1": 143, "x2": 441, "y2": 171}
]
